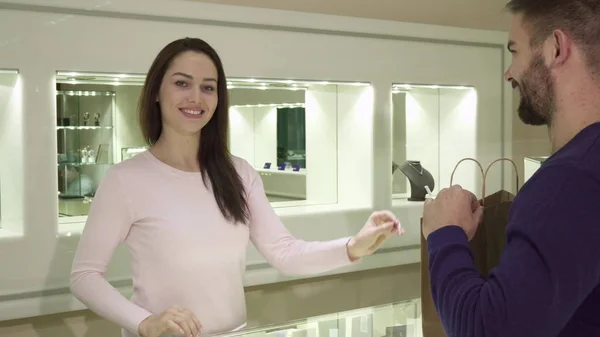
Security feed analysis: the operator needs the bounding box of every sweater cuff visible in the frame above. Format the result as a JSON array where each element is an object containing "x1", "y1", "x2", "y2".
[
  {"x1": 127, "y1": 311, "x2": 153, "y2": 337},
  {"x1": 426, "y1": 225, "x2": 468, "y2": 252},
  {"x1": 339, "y1": 236, "x2": 361, "y2": 264}
]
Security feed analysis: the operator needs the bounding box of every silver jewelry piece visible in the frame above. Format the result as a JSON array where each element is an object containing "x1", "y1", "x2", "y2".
[{"x1": 408, "y1": 162, "x2": 424, "y2": 175}]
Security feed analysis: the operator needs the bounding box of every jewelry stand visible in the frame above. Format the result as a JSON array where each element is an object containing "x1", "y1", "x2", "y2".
[{"x1": 398, "y1": 160, "x2": 435, "y2": 201}]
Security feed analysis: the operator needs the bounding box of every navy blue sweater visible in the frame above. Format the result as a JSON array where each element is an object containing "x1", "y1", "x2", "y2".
[{"x1": 427, "y1": 122, "x2": 600, "y2": 337}]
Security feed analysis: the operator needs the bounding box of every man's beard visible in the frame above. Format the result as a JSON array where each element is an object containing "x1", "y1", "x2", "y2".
[{"x1": 515, "y1": 54, "x2": 556, "y2": 126}]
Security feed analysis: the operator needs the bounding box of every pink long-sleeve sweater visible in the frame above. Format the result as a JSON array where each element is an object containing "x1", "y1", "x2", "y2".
[{"x1": 70, "y1": 151, "x2": 354, "y2": 337}]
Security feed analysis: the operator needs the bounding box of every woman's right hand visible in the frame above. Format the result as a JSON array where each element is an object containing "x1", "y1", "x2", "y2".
[{"x1": 138, "y1": 306, "x2": 202, "y2": 337}]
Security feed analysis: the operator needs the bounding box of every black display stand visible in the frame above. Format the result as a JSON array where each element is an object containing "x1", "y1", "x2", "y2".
[{"x1": 398, "y1": 160, "x2": 435, "y2": 201}]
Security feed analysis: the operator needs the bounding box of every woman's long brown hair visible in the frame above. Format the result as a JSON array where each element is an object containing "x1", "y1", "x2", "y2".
[{"x1": 138, "y1": 37, "x2": 249, "y2": 224}]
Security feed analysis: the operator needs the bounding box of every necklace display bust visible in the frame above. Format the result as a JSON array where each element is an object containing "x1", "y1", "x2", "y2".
[{"x1": 398, "y1": 160, "x2": 435, "y2": 201}]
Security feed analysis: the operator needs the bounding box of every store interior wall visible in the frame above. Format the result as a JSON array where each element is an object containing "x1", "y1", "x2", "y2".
[{"x1": 186, "y1": 0, "x2": 512, "y2": 31}]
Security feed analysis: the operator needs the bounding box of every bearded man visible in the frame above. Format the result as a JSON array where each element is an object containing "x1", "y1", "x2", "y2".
[{"x1": 421, "y1": 1, "x2": 600, "y2": 336}]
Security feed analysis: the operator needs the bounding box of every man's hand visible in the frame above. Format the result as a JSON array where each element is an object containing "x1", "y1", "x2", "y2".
[{"x1": 422, "y1": 185, "x2": 483, "y2": 240}]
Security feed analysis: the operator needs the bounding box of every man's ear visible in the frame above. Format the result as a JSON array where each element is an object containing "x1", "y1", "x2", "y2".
[{"x1": 547, "y1": 29, "x2": 572, "y2": 68}]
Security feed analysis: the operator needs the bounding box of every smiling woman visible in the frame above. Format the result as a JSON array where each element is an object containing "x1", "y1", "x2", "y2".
[
  {"x1": 68, "y1": 37, "x2": 402, "y2": 337},
  {"x1": 138, "y1": 38, "x2": 247, "y2": 223}
]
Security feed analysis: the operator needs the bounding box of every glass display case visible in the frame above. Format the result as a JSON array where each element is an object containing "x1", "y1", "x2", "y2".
[
  {"x1": 214, "y1": 300, "x2": 420, "y2": 337},
  {"x1": 56, "y1": 88, "x2": 116, "y2": 217},
  {"x1": 55, "y1": 72, "x2": 150, "y2": 221},
  {"x1": 391, "y1": 83, "x2": 483, "y2": 199},
  {"x1": 227, "y1": 78, "x2": 371, "y2": 207}
]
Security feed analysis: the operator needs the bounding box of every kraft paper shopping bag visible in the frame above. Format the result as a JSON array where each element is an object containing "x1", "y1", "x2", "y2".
[{"x1": 420, "y1": 158, "x2": 519, "y2": 336}]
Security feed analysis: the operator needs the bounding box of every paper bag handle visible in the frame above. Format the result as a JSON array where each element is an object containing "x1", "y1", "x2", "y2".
[
  {"x1": 450, "y1": 157, "x2": 520, "y2": 206},
  {"x1": 482, "y1": 158, "x2": 520, "y2": 198},
  {"x1": 450, "y1": 158, "x2": 486, "y2": 196}
]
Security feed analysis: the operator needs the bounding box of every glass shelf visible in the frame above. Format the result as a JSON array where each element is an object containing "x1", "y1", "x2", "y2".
[
  {"x1": 56, "y1": 126, "x2": 113, "y2": 130},
  {"x1": 56, "y1": 86, "x2": 117, "y2": 217},
  {"x1": 57, "y1": 162, "x2": 113, "y2": 167}
]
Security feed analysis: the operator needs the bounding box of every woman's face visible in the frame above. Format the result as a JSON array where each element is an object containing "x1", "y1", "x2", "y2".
[{"x1": 157, "y1": 50, "x2": 219, "y2": 137}]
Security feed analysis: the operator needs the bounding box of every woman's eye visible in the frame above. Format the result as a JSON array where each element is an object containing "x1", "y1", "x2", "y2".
[
  {"x1": 175, "y1": 80, "x2": 188, "y2": 87},
  {"x1": 202, "y1": 86, "x2": 215, "y2": 92}
]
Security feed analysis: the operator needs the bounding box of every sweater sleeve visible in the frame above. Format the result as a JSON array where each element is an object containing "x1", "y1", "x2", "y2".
[
  {"x1": 426, "y1": 165, "x2": 600, "y2": 337},
  {"x1": 70, "y1": 168, "x2": 152, "y2": 336},
  {"x1": 244, "y1": 163, "x2": 356, "y2": 276}
]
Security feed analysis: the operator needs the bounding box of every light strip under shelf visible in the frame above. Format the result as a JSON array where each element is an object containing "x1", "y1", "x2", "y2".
[
  {"x1": 227, "y1": 85, "x2": 307, "y2": 91},
  {"x1": 230, "y1": 103, "x2": 305, "y2": 109},
  {"x1": 0, "y1": 69, "x2": 19, "y2": 75},
  {"x1": 55, "y1": 71, "x2": 370, "y2": 88},
  {"x1": 392, "y1": 83, "x2": 475, "y2": 90},
  {"x1": 56, "y1": 90, "x2": 115, "y2": 96}
]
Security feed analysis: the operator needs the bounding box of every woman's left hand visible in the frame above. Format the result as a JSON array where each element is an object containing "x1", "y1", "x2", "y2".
[{"x1": 346, "y1": 210, "x2": 404, "y2": 261}]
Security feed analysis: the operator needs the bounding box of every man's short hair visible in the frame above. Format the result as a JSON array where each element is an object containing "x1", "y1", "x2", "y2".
[{"x1": 505, "y1": 0, "x2": 600, "y2": 77}]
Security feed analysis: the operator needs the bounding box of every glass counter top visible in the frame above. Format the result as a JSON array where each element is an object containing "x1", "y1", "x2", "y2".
[{"x1": 213, "y1": 299, "x2": 420, "y2": 337}]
